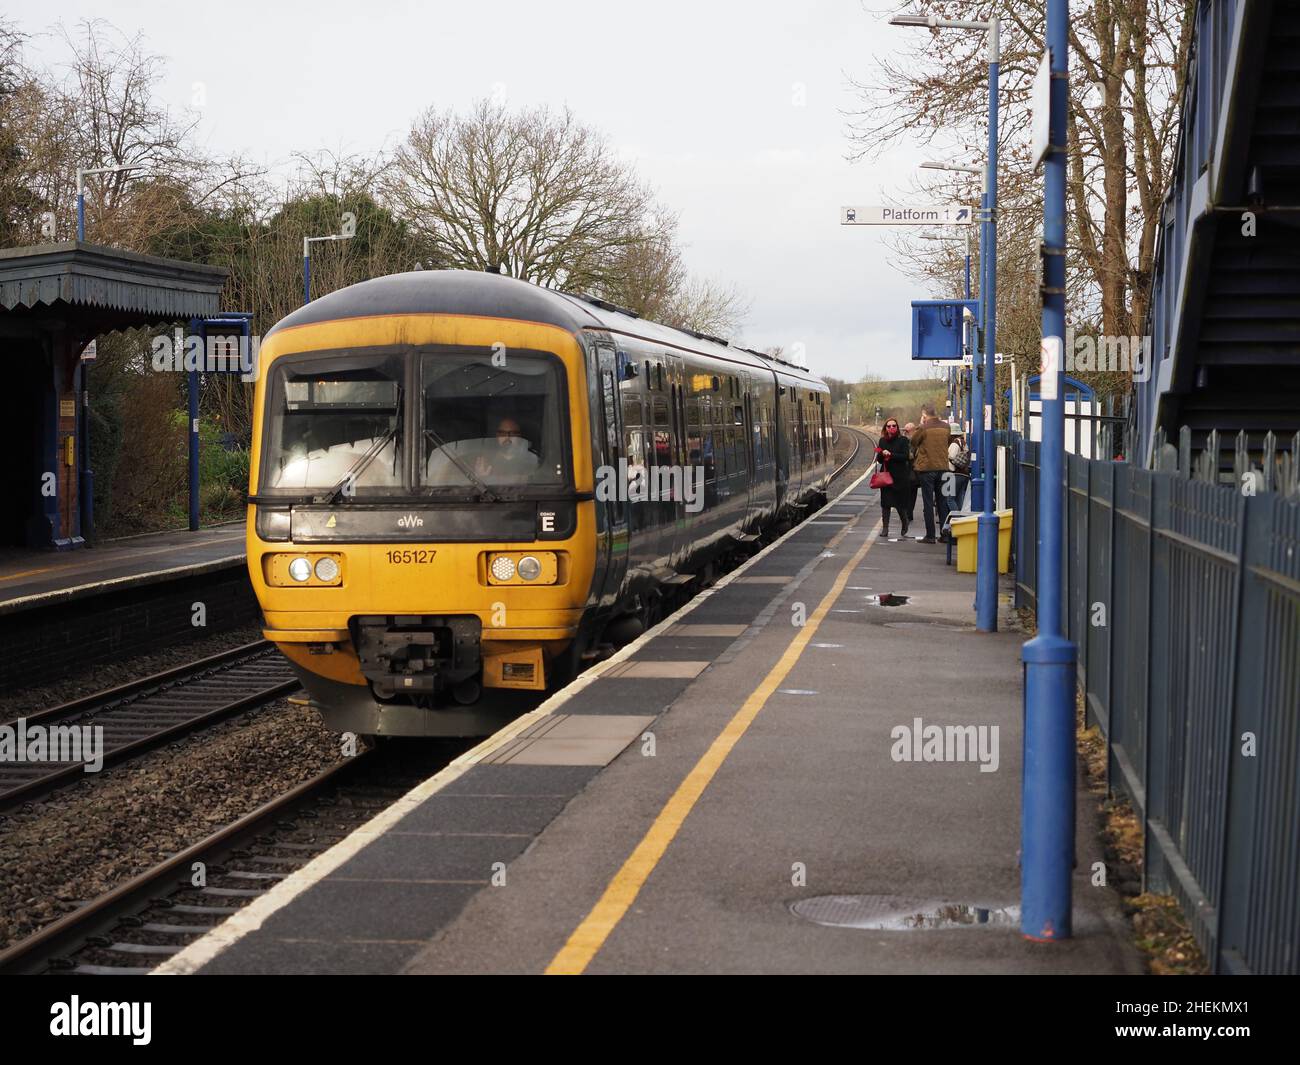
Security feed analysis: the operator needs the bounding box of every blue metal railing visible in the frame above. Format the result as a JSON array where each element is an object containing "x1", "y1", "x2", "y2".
[{"x1": 1011, "y1": 428, "x2": 1300, "y2": 973}]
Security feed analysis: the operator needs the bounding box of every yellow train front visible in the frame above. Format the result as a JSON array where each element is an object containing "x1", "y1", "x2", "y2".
[{"x1": 247, "y1": 270, "x2": 833, "y2": 736}]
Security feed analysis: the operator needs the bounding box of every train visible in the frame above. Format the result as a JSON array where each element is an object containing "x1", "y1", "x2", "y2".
[{"x1": 246, "y1": 269, "x2": 835, "y2": 737}]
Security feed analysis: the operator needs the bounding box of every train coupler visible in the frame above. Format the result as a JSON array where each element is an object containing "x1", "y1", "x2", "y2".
[{"x1": 350, "y1": 615, "x2": 482, "y2": 700}]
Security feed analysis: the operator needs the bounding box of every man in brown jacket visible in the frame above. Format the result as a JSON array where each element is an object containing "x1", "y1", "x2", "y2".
[{"x1": 909, "y1": 403, "x2": 952, "y2": 543}]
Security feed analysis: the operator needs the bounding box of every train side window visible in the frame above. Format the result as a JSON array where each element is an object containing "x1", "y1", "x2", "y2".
[
  {"x1": 651, "y1": 396, "x2": 671, "y2": 466},
  {"x1": 622, "y1": 394, "x2": 643, "y2": 430},
  {"x1": 686, "y1": 396, "x2": 702, "y2": 467}
]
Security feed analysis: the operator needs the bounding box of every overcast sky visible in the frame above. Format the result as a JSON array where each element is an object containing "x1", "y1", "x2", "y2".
[{"x1": 15, "y1": 0, "x2": 977, "y2": 382}]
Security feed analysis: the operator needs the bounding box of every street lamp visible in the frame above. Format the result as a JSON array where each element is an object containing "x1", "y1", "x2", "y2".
[
  {"x1": 920, "y1": 161, "x2": 980, "y2": 297},
  {"x1": 919, "y1": 232, "x2": 973, "y2": 444},
  {"x1": 892, "y1": 10, "x2": 1001, "y2": 634},
  {"x1": 303, "y1": 232, "x2": 354, "y2": 304},
  {"x1": 76, "y1": 164, "x2": 149, "y2": 241},
  {"x1": 920, "y1": 160, "x2": 981, "y2": 506}
]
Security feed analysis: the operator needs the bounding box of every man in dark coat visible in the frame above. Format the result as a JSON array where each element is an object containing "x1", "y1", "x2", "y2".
[{"x1": 909, "y1": 403, "x2": 953, "y2": 543}]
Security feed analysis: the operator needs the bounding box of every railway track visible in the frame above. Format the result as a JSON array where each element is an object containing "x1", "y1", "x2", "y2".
[
  {"x1": 0, "y1": 740, "x2": 464, "y2": 975},
  {"x1": 831, "y1": 424, "x2": 873, "y2": 482},
  {"x1": 0, "y1": 641, "x2": 299, "y2": 810}
]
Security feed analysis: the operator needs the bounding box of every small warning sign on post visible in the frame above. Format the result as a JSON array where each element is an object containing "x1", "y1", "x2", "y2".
[{"x1": 1040, "y1": 336, "x2": 1062, "y2": 400}]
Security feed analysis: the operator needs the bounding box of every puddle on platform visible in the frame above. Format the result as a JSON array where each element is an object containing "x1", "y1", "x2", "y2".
[
  {"x1": 864, "y1": 593, "x2": 910, "y2": 607},
  {"x1": 791, "y1": 895, "x2": 1018, "y2": 931}
]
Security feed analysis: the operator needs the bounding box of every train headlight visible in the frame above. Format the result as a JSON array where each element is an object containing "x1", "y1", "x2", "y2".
[
  {"x1": 264, "y1": 553, "x2": 343, "y2": 587},
  {"x1": 485, "y1": 551, "x2": 560, "y2": 585}
]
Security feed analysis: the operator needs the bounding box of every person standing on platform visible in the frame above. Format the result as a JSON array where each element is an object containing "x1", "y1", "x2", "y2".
[
  {"x1": 874, "y1": 419, "x2": 912, "y2": 539},
  {"x1": 946, "y1": 425, "x2": 971, "y2": 526},
  {"x1": 909, "y1": 404, "x2": 952, "y2": 544},
  {"x1": 902, "y1": 421, "x2": 918, "y2": 526}
]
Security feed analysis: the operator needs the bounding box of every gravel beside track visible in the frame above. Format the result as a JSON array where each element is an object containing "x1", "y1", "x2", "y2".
[{"x1": 0, "y1": 697, "x2": 340, "y2": 951}]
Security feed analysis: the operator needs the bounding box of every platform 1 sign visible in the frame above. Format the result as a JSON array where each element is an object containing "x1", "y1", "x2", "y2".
[{"x1": 841, "y1": 205, "x2": 972, "y2": 226}]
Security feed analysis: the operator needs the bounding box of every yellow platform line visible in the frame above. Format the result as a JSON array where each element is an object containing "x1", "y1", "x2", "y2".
[{"x1": 545, "y1": 521, "x2": 878, "y2": 974}]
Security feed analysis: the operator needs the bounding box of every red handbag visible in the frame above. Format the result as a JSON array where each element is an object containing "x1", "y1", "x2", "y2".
[{"x1": 870, "y1": 466, "x2": 894, "y2": 489}]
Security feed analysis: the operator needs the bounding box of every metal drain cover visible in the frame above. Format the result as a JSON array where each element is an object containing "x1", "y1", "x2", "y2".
[{"x1": 790, "y1": 895, "x2": 1018, "y2": 930}]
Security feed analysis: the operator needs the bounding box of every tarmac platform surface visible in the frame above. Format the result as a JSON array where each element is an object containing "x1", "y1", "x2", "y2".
[
  {"x1": 160, "y1": 479, "x2": 1142, "y2": 976},
  {"x1": 0, "y1": 524, "x2": 245, "y2": 615}
]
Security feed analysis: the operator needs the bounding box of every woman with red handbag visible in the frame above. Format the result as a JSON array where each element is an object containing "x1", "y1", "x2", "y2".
[{"x1": 872, "y1": 419, "x2": 912, "y2": 539}]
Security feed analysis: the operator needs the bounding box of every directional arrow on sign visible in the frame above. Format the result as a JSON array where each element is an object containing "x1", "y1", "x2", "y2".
[{"x1": 841, "y1": 205, "x2": 973, "y2": 226}]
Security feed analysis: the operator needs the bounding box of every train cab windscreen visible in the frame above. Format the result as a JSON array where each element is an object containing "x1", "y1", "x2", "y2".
[
  {"x1": 262, "y1": 353, "x2": 404, "y2": 495},
  {"x1": 420, "y1": 351, "x2": 568, "y2": 495}
]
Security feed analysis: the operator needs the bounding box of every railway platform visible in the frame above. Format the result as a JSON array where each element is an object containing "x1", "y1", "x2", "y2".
[
  {"x1": 0, "y1": 523, "x2": 245, "y2": 611},
  {"x1": 161, "y1": 477, "x2": 1141, "y2": 976},
  {"x1": 0, "y1": 524, "x2": 252, "y2": 690}
]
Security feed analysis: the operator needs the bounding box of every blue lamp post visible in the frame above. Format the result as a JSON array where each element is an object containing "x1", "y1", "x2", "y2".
[
  {"x1": 892, "y1": 12, "x2": 1001, "y2": 633},
  {"x1": 1021, "y1": 0, "x2": 1076, "y2": 942},
  {"x1": 73, "y1": 162, "x2": 148, "y2": 542},
  {"x1": 976, "y1": 22, "x2": 1002, "y2": 634}
]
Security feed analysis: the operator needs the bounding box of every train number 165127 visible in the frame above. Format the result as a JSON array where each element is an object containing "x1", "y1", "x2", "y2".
[{"x1": 384, "y1": 549, "x2": 437, "y2": 564}]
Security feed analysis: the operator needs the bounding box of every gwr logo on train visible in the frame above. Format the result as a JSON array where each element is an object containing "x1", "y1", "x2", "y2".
[{"x1": 247, "y1": 270, "x2": 835, "y2": 737}]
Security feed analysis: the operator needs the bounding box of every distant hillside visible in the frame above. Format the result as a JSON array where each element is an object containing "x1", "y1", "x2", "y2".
[{"x1": 845, "y1": 377, "x2": 949, "y2": 428}]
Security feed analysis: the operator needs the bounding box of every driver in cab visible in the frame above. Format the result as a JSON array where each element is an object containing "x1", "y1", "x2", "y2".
[{"x1": 475, "y1": 416, "x2": 538, "y2": 482}]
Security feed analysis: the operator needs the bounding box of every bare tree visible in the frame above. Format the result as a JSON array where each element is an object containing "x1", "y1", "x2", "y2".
[
  {"x1": 847, "y1": 1, "x2": 1193, "y2": 339},
  {"x1": 589, "y1": 202, "x2": 685, "y2": 318},
  {"x1": 660, "y1": 275, "x2": 750, "y2": 337},
  {"x1": 384, "y1": 99, "x2": 659, "y2": 289}
]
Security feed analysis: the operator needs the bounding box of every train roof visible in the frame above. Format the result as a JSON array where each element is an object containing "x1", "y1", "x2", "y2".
[{"x1": 269, "y1": 269, "x2": 827, "y2": 387}]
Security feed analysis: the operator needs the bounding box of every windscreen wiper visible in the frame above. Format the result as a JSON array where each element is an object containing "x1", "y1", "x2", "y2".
[
  {"x1": 422, "y1": 426, "x2": 500, "y2": 502},
  {"x1": 313, "y1": 427, "x2": 399, "y2": 504}
]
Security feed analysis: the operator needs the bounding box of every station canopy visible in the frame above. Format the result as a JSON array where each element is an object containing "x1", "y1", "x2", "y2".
[{"x1": 0, "y1": 240, "x2": 228, "y2": 333}]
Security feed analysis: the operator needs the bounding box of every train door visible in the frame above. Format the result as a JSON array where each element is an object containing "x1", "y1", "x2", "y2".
[
  {"x1": 592, "y1": 339, "x2": 628, "y2": 609},
  {"x1": 742, "y1": 375, "x2": 757, "y2": 532},
  {"x1": 773, "y1": 376, "x2": 790, "y2": 509},
  {"x1": 667, "y1": 354, "x2": 688, "y2": 565}
]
